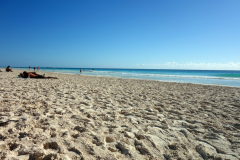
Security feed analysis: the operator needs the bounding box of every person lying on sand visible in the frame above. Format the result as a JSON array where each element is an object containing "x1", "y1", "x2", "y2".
[
  {"x1": 18, "y1": 71, "x2": 58, "y2": 79},
  {"x1": 6, "y1": 66, "x2": 13, "y2": 72}
]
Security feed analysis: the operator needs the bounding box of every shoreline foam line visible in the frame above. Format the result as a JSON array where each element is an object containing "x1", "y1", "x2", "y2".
[{"x1": 6, "y1": 68, "x2": 240, "y2": 88}]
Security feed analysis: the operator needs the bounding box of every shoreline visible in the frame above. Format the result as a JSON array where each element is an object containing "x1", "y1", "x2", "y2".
[
  {"x1": 6, "y1": 68, "x2": 240, "y2": 89},
  {"x1": 0, "y1": 68, "x2": 240, "y2": 159}
]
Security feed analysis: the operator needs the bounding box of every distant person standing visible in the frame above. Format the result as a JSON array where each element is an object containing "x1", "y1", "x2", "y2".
[
  {"x1": 34, "y1": 67, "x2": 36, "y2": 71},
  {"x1": 29, "y1": 66, "x2": 31, "y2": 70},
  {"x1": 80, "y1": 68, "x2": 82, "y2": 74},
  {"x1": 37, "y1": 67, "x2": 39, "y2": 71}
]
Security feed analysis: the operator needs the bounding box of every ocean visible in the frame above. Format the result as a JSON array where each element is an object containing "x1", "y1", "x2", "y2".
[{"x1": 13, "y1": 67, "x2": 240, "y2": 87}]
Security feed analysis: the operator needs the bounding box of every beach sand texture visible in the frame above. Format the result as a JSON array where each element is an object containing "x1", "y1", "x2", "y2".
[{"x1": 0, "y1": 69, "x2": 240, "y2": 160}]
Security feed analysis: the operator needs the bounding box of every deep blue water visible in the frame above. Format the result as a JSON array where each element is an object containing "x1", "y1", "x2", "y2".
[{"x1": 14, "y1": 67, "x2": 240, "y2": 87}]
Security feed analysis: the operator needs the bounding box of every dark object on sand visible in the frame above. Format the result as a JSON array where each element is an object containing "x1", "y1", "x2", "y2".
[
  {"x1": 18, "y1": 71, "x2": 58, "y2": 79},
  {"x1": 6, "y1": 66, "x2": 13, "y2": 72}
]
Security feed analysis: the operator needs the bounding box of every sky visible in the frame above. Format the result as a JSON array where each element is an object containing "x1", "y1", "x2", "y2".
[{"x1": 0, "y1": 0, "x2": 240, "y2": 70}]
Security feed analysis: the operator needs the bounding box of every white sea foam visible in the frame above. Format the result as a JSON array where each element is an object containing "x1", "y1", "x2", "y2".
[
  {"x1": 91, "y1": 71, "x2": 240, "y2": 80},
  {"x1": 12, "y1": 68, "x2": 240, "y2": 87}
]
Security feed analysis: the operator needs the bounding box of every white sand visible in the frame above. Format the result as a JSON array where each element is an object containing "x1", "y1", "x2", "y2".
[{"x1": 0, "y1": 69, "x2": 240, "y2": 160}]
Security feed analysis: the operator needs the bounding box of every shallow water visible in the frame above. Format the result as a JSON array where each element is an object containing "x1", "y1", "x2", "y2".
[{"x1": 14, "y1": 67, "x2": 240, "y2": 87}]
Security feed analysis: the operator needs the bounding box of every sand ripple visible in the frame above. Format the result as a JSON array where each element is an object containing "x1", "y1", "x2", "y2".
[{"x1": 0, "y1": 69, "x2": 240, "y2": 159}]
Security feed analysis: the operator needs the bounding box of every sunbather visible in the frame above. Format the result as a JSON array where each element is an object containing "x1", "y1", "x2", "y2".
[
  {"x1": 18, "y1": 71, "x2": 58, "y2": 79},
  {"x1": 6, "y1": 66, "x2": 13, "y2": 72}
]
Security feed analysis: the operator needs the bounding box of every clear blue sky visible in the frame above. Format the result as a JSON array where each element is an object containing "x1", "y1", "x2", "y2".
[{"x1": 0, "y1": 0, "x2": 240, "y2": 69}]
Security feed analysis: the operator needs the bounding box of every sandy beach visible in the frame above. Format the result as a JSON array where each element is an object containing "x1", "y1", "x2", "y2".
[{"x1": 0, "y1": 69, "x2": 240, "y2": 160}]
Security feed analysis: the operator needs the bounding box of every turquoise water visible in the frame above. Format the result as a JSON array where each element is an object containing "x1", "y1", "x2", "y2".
[{"x1": 14, "y1": 67, "x2": 240, "y2": 87}]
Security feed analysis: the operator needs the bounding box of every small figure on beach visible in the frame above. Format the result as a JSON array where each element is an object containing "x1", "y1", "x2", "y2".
[
  {"x1": 29, "y1": 66, "x2": 31, "y2": 70},
  {"x1": 18, "y1": 71, "x2": 58, "y2": 79},
  {"x1": 92, "y1": 69, "x2": 94, "y2": 71},
  {"x1": 34, "y1": 67, "x2": 36, "y2": 71},
  {"x1": 37, "y1": 67, "x2": 39, "y2": 71},
  {"x1": 80, "y1": 68, "x2": 82, "y2": 74},
  {"x1": 6, "y1": 66, "x2": 13, "y2": 72}
]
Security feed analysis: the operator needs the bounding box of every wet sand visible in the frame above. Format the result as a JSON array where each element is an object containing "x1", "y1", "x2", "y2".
[{"x1": 0, "y1": 69, "x2": 240, "y2": 159}]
